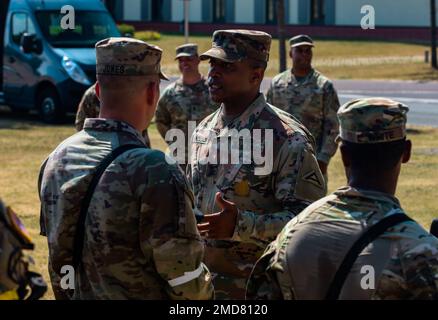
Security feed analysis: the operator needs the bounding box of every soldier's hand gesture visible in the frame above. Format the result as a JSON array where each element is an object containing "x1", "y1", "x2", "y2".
[{"x1": 197, "y1": 192, "x2": 238, "y2": 240}]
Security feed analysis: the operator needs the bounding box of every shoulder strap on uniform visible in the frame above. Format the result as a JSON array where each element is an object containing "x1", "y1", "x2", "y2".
[
  {"x1": 325, "y1": 213, "x2": 413, "y2": 300},
  {"x1": 72, "y1": 144, "x2": 147, "y2": 269}
]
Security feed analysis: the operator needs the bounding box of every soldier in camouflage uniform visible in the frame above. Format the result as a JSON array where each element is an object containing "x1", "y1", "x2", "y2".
[
  {"x1": 75, "y1": 83, "x2": 152, "y2": 148},
  {"x1": 266, "y1": 35, "x2": 340, "y2": 180},
  {"x1": 155, "y1": 43, "x2": 218, "y2": 169},
  {"x1": 75, "y1": 84, "x2": 100, "y2": 131},
  {"x1": 189, "y1": 30, "x2": 327, "y2": 299},
  {"x1": 39, "y1": 37, "x2": 213, "y2": 300},
  {"x1": 0, "y1": 198, "x2": 47, "y2": 300},
  {"x1": 247, "y1": 98, "x2": 438, "y2": 300}
]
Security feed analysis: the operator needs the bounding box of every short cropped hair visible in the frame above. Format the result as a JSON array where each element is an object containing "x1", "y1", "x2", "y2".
[{"x1": 341, "y1": 138, "x2": 407, "y2": 172}]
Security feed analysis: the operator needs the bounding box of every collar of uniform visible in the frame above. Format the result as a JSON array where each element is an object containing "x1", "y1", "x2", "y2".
[
  {"x1": 214, "y1": 93, "x2": 266, "y2": 133},
  {"x1": 83, "y1": 118, "x2": 146, "y2": 144},
  {"x1": 176, "y1": 76, "x2": 206, "y2": 90},
  {"x1": 288, "y1": 68, "x2": 315, "y2": 86},
  {"x1": 334, "y1": 186, "x2": 402, "y2": 208}
]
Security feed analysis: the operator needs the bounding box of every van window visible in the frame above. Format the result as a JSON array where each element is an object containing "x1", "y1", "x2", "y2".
[
  {"x1": 35, "y1": 10, "x2": 120, "y2": 48},
  {"x1": 11, "y1": 13, "x2": 36, "y2": 45}
]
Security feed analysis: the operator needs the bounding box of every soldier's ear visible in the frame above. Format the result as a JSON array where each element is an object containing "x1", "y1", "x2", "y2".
[
  {"x1": 146, "y1": 81, "x2": 159, "y2": 106},
  {"x1": 95, "y1": 82, "x2": 101, "y2": 101},
  {"x1": 251, "y1": 68, "x2": 263, "y2": 84},
  {"x1": 340, "y1": 143, "x2": 353, "y2": 181},
  {"x1": 402, "y1": 140, "x2": 412, "y2": 164},
  {"x1": 340, "y1": 142, "x2": 352, "y2": 168}
]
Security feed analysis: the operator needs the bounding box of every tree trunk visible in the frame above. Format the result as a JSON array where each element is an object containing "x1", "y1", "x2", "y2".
[
  {"x1": 431, "y1": 0, "x2": 437, "y2": 69},
  {"x1": 277, "y1": 0, "x2": 287, "y2": 72}
]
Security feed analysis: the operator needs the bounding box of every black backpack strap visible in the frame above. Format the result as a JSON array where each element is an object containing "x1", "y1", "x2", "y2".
[
  {"x1": 325, "y1": 213, "x2": 413, "y2": 300},
  {"x1": 38, "y1": 158, "x2": 49, "y2": 236},
  {"x1": 72, "y1": 144, "x2": 147, "y2": 269}
]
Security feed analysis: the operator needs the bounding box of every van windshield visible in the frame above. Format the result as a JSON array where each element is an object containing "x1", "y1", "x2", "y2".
[{"x1": 35, "y1": 10, "x2": 120, "y2": 48}]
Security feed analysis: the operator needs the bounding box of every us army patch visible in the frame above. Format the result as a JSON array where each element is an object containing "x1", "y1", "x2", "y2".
[{"x1": 303, "y1": 170, "x2": 323, "y2": 188}]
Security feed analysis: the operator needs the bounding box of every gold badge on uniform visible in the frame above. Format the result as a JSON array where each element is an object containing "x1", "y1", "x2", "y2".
[{"x1": 234, "y1": 180, "x2": 250, "y2": 197}]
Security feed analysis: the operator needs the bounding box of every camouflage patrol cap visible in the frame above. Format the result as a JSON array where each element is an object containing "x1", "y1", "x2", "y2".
[
  {"x1": 200, "y1": 29, "x2": 271, "y2": 63},
  {"x1": 337, "y1": 98, "x2": 409, "y2": 144},
  {"x1": 289, "y1": 34, "x2": 314, "y2": 48},
  {"x1": 175, "y1": 43, "x2": 198, "y2": 59},
  {"x1": 96, "y1": 37, "x2": 168, "y2": 80}
]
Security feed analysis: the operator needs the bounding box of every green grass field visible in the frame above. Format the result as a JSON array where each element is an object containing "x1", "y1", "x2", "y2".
[
  {"x1": 148, "y1": 34, "x2": 438, "y2": 80},
  {"x1": 0, "y1": 111, "x2": 437, "y2": 299}
]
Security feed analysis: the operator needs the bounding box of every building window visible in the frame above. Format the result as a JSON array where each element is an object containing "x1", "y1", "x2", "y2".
[
  {"x1": 311, "y1": 0, "x2": 325, "y2": 25},
  {"x1": 151, "y1": 0, "x2": 164, "y2": 21},
  {"x1": 266, "y1": 0, "x2": 277, "y2": 25},
  {"x1": 213, "y1": 0, "x2": 226, "y2": 23}
]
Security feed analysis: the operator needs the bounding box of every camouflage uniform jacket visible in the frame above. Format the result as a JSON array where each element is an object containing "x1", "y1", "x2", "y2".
[
  {"x1": 75, "y1": 84, "x2": 151, "y2": 147},
  {"x1": 39, "y1": 119, "x2": 213, "y2": 300},
  {"x1": 247, "y1": 186, "x2": 438, "y2": 300},
  {"x1": 266, "y1": 69, "x2": 340, "y2": 164},
  {"x1": 155, "y1": 77, "x2": 218, "y2": 149},
  {"x1": 188, "y1": 94, "x2": 326, "y2": 281},
  {"x1": 75, "y1": 84, "x2": 100, "y2": 132}
]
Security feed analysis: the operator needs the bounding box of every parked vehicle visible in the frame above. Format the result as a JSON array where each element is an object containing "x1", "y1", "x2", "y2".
[{"x1": 1, "y1": 0, "x2": 120, "y2": 122}]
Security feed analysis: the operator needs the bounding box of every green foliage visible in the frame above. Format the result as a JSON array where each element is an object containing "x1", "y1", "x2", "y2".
[
  {"x1": 117, "y1": 24, "x2": 136, "y2": 36},
  {"x1": 134, "y1": 31, "x2": 162, "y2": 41}
]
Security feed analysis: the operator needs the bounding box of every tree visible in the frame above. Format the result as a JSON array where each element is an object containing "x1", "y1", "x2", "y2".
[
  {"x1": 277, "y1": 0, "x2": 287, "y2": 72},
  {"x1": 431, "y1": 0, "x2": 437, "y2": 69},
  {"x1": 184, "y1": 0, "x2": 190, "y2": 43}
]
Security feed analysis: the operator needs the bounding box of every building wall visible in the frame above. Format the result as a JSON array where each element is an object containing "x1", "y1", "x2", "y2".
[
  {"x1": 288, "y1": 0, "x2": 299, "y2": 24},
  {"x1": 123, "y1": 0, "x2": 142, "y2": 21},
  {"x1": 118, "y1": 0, "x2": 436, "y2": 28},
  {"x1": 235, "y1": 0, "x2": 255, "y2": 23},
  {"x1": 172, "y1": 0, "x2": 203, "y2": 22},
  {"x1": 190, "y1": 0, "x2": 203, "y2": 22},
  {"x1": 325, "y1": 0, "x2": 336, "y2": 25},
  {"x1": 171, "y1": 0, "x2": 182, "y2": 21},
  {"x1": 141, "y1": 0, "x2": 149, "y2": 21},
  {"x1": 171, "y1": 0, "x2": 204, "y2": 22},
  {"x1": 335, "y1": 0, "x2": 436, "y2": 27}
]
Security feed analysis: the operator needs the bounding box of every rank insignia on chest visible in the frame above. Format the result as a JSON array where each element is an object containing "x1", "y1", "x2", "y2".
[{"x1": 234, "y1": 180, "x2": 250, "y2": 197}]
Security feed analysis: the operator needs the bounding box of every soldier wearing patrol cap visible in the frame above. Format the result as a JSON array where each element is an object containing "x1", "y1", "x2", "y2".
[
  {"x1": 75, "y1": 84, "x2": 152, "y2": 147},
  {"x1": 39, "y1": 37, "x2": 213, "y2": 300},
  {"x1": 0, "y1": 198, "x2": 47, "y2": 300},
  {"x1": 266, "y1": 34, "x2": 341, "y2": 184},
  {"x1": 188, "y1": 30, "x2": 326, "y2": 299},
  {"x1": 247, "y1": 98, "x2": 438, "y2": 300},
  {"x1": 155, "y1": 43, "x2": 218, "y2": 170}
]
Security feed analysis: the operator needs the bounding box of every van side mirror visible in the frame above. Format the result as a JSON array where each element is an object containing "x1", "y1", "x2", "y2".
[{"x1": 21, "y1": 33, "x2": 43, "y2": 55}]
